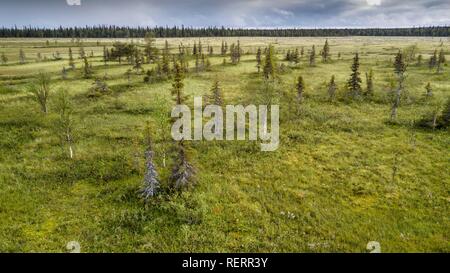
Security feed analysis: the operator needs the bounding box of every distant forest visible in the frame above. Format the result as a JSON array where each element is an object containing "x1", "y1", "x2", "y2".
[{"x1": 0, "y1": 26, "x2": 449, "y2": 38}]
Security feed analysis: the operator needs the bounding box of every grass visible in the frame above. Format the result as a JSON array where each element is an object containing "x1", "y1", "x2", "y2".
[{"x1": 0, "y1": 37, "x2": 449, "y2": 253}]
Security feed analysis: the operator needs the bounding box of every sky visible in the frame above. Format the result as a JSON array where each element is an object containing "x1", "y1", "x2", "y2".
[{"x1": 0, "y1": 0, "x2": 449, "y2": 28}]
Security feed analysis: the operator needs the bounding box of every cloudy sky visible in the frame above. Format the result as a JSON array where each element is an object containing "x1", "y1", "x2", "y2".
[{"x1": 0, "y1": 0, "x2": 449, "y2": 28}]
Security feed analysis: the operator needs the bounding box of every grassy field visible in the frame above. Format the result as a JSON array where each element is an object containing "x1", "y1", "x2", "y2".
[{"x1": 0, "y1": 37, "x2": 448, "y2": 253}]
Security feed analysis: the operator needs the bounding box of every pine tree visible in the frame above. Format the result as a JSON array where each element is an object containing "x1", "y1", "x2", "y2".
[
  {"x1": 170, "y1": 143, "x2": 195, "y2": 190},
  {"x1": 425, "y1": 82, "x2": 433, "y2": 97},
  {"x1": 309, "y1": 45, "x2": 316, "y2": 66},
  {"x1": 293, "y1": 48, "x2": 300, "y2": 65},
  {"x1": 0, "y1": 52, "x2": 8, "y2": 65},
  {"x1": 79, "y1": 46, "x2": 85, "y2": 59},
  {"x1": 256, "y1": 47, "x2": 262, "y2": 73},
  {"x1": 365, "y1": 69, "x2": 374, "y2": 98},
  {"x1": 68, "y1": 47, "x2": 75, "y2": 69},
  {"x1": 321, "y1": 39, "x2": 330, "y2": 62},
  {"x1": 296, "y1": 75, "x2": 305, "y2": 105},
  {"x1": 172, "y1": 62, "x2": 185, "y2": 104},
  {"x1": 141, "y1": 124, "x2": 160, "y2": 200},
  {"x1": 429, "y1": 50, "x2": 437, "y2": 70},
  {"x1": 19, "y1": 49, "x2": 26, "y2": 64},
  {"x1": 62, "y1": 66, "x2": 67, "y2": 80},
  {"x1": 193, "y1": 42, "x2": 198, "y2": 56},
  {"x1": 198, "y1": 39, "x2": 203, "y2": 55},
  {"x1": 437, "y1": 48, "x2": 446, "y2": 73},
  {"x1": 346, "y1": 53, "x2": 362, "y2": 98},
  {"x1": 162, "y1": 41, "x2": 171, "y2": 76},
  {"x1": 263, "y1": 45, "x2": 277, "y2": 80},
  {"x1": 391, "y1": 51, "x2": 407, "y2": 121},
  {"x1": 328, "y1": 75, "x2": 337, "y2": 101},
  {"x1": 83, "y1": 57, "x2": 92, "y2": 78},
  {"x1": 417, "y1": 54, "x2": 423, "y2": 66},
  {"x1": 209, "y1": 80, "x2": 223, "y2": 105},
  {"x1": 144, "y1": 32, "x2": 159, "y2": 63}
]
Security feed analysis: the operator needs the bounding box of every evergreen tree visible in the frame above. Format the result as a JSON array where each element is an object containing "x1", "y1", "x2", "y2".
[
  {"x1": 309, "y1": 45, "x2": 316, "y2": 66},
  {"x1": 321, "y1": 39, "x2": 330, "y2": 62},
  {"x1": 437, "y1": 48, "x2": 446, "y2": 73},
  {"x1": 263, "y1": 45, "x2": 277, "y2": 80},
  {"x1": 346, "y1": 53, "x2": 362, "y2": 98},
  {"x1": 61, "y1": 66, "x2": 68, "y2": 80},
  {"x1": 417, "y1": 54, "x2": 423, "y2": 66},
  {"x1": 198, "y1": 39, "x2": 203, "y2": 55},
  {"x1": 83, "y1": 57, "x2": 92, "y2": 78},
  {"x1": 19, "y1": 49, "x2": 26, "y2": 64},
  {"x1": 141, "y1": 124, "x2": 160, "y2": 200},
  {"x1": 193, "y1": 41, "x2": 198, "y2": 56},
  {"x1": 0, "y1": 52, "x2": 7, "y2": 65},
  {"x1": 79, "y1": 46, "x2": 85, "y2": 59},
  {"x1": 209, "y1": 80, "x2": 223, "y2": 105},
  {"x1": 293, "y1": 48, "x2": 300, "y2": 65},
  {"x1": 391, "y1": 51, "x2": 407, "y2": 121},
  {"x1": 256, "y1": 47, "x2": 262, "y2": 73},
  {"x1": 172, "y1": 62, "x2": 185, "y2": 104},
  {"x1": 296, "y1": 75, "x2": 305, "y2": 105},
  {"x1": 144, "y1": 32, "x2": 159, "y2": 63},
  {"x1": 162, "y1": 40, "x2": 171, "y2": 76},
  {"x1": 170, "y1": 143, "x2": 195, "y2": 190},
  {"x1": 68, "y1": 47, "x2": 75, "y2": 69},
  {"x1": 425, "y1": 82, "x2": 433, "y2": 97},
  {"x1": 365, "y1": 69, "x2": 374, "y2": 98},
  {"x1": 429, "y1": 49, "x2": 437, "y2": 70},
  {"x1": 328, "y1": 75, "x2": 337, "y2": 101}
]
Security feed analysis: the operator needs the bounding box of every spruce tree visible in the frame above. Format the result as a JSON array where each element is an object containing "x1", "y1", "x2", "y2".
[
  {"x1": 256, "y1": 47, "x2": 262, "y2": 73},
  {"x1": 429, "y1": 50, "x2": 437, "y2": 70},
  {"x1": 210, "y1": 80, "x2": 223, "y2": 105},
  {"x1": 263, "y1": 45, "x2": 277, "y2": 80},
  {"x1": 83, "y1": 57, "x2": 92, "y2": 79},
  {"x1": 172, "y1": 62, "x2": 185, "y2": 104},
  {"x1": 0, "y1": 52, "x2": 8, "y2": 65},
  {"x1": 425, "y1": 82, "x2": 433, "y2": 97},
  {"x1": 437, "y1": 48, "x2": 446, "y2": 73},
  {"x1": 170, "y1": 143, "x2": 195, "y2": 190},
  {"x1": 309, "y1": 45, "x2": 316, "y2": 66},
  {"x1": 293, "y1": 48, "x2": 300, "y2": 65},
  {"x1": 144, "y1": 32, "x2": 158, "y2": 63},
  {"x1": 321, "y1": 39, "x2": 330, "y2": 62},
  {"x1": 19, "y1": 49, "x2": 26, "y2": 64},
  {"x1": 365, "y1": 69, "x2": 374, "y2": 98},
  {"x1": 391, "y1": 51, "x2": 406, "y2": 121},
  {"x1": 79, "y1": 46, "x2": 85, "y2": 59},
  {"x1": 68, "y1": 47, "x2": 75, "y2": 69},
  {"x1": 162, "y1": 41, "x2": 171, "y2": 76},
  {"x1": 417, "y1": 54, "x2": 423, "y2": 66},
  {"x1": 328, "y1": 75, "x2": 337, "y2": 101},
  {"x1": 346, "y1": 53, "x2": 362, "y2": 98},
  {"x1": 141, "y1": 124, "x2": 160, "y2": 200},
  {"x1": 296, "y1": 75, "x2": 305, "y2": 105}
]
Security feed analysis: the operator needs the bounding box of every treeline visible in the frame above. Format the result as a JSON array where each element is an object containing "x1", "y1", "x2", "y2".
[{"x1": 0, "y1": 26, "x2": 449, "y2": 38}]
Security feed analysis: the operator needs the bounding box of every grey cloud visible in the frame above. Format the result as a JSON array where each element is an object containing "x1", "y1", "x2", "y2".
[{"x1": 0, "y1": 0, "x2": 448, "y2": 27}]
